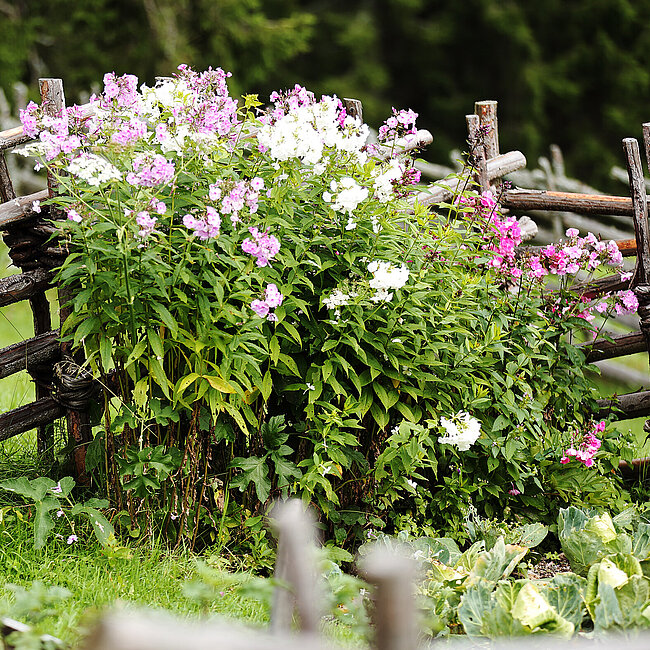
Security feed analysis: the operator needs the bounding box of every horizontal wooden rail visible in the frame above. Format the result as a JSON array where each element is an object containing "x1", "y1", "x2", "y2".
[
  {"x1": 502, "y1": 189, "x2": 639, "y2": 216},
  {"x1": 0, "y1": 268, "x2": 53, "y2": 307},
  {"x1": 0, "y1": 397, "x2": 65, "y2": 441},
  {"x1": 418, "y1": 150, "x2": 527, "y2": 205},
  {"x1": 0, "y1": 330, "x2": 60, "y2": 380},
  {"x1": 0, "y1": 189, "x2": 49, "y2": 228},
  {"x1": 569, "y1": 272, "x2": 630, "y2": 298},
  {"x1": 584, "y1": 331, "x2": 646, "y2": 363},
  {"x1": 0, "y1": 101, "x2": 96, "y2": 151},
  {"x1": 597, "y1": 390, "x2": 650, "y2": 420}
]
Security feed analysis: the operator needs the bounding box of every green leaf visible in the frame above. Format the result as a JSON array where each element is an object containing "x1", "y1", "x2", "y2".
[
  {"x1": 34, "y1": 497, "x2": 60, "y2": 550},
  {"x1": 204, "y1": 375, "x2": 238, "y2": 394},
  {"x1": 458, "y1": 580, "x2": 494, "y2": 636},
  {"x1": 230, "y1": 456, "x2": 271, "y2": 502},
  {"x1": 260, "y1": 370, "x2": 272, "y2": 402}
]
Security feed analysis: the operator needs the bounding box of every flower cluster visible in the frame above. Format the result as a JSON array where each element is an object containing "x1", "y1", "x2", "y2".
[
  {"x1": 207, "y1": 177, "x2": 263, "y2": 226},
  {"x1": 438, "y1": 412, "x2": 482, "y2": 451},
  {"x1": 183, "y1": 207, "x2": 221, "y2": 240},
  {"x1": 378, "y1": 107, "x2": 418, "y2": 143},
  {"x1": 373, "y1": 158, "x2": 421, "y2": 204},
  {"x1": 251, "y1": 284, "x2": 284, "y2": 321},
  {"x1": 324, "y1": 177, "x2": 369, "y2": 230},
  {"x1": 66, "y1": 152, "x2": 122, "y2": 186},
  {"x1": 561, "y1": 420, "x2": 605, "y2": 467},
  {"x1": 368, "y1": 260, "x2": 410, "y2": 302},
  {"x1": 258, "y1": 91, "x2": 369, "y2": 166},
  {"x1": 468, "y1": 192, "x2": 637, "y2": 324},
  {"x1": 126, "y1": 153, "x2": 175, "y2": 187},
  {"x1": 241, "y1": 227, "x2": 281, "y2": 267}
]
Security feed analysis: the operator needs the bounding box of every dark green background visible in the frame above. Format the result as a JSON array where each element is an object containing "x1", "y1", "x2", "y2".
[{"x1": 3, "y1": 0, "x2": 650, "y2": 189}]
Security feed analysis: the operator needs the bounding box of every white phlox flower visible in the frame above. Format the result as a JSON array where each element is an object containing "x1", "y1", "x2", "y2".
[
  {"x1": 258, "y1": 96, "x2": 369, "y2": 165},
  {"x1": 367, "y1": 260, "x2": 409, "y2": 302},
  {"x1": 66, "y1": 152, "x2": 122, "y2": 186},
  {"x1": 373, "y1": 158, "x2": 405, "y2": 203},
  {"x1": 438, "y1": 411, "x2": 482, "y2": 451},
  {"x1": 331, "y1": 177, "x2": 368, "y2": 216},
  {"x1": 323, "y1": 289, "x2": 351, "y2": 310}
]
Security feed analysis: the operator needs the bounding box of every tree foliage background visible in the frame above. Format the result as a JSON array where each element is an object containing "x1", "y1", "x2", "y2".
[{"x1": 3, "y1": 0, "x2": 650, "y2": 189}]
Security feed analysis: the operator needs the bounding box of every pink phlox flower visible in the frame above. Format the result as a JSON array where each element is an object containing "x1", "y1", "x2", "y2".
[
  {"x1": 251, "y1": 299, "x2": 269, "y2": 318},
  {"x1": 19, "y1": 101, "x2": 41, "y2": 138},
  {"x1": 241, "y1": 227, "x2": 280, "y2": 267},
  {"x1": 126, "y1": 154, "x2": 175, "y2": 187},
  {"x1": 565, "y1": 228, "x2": 579, "y2": 238},
  {"x1": 136, "y1": 211, "x2": 157, "y2": 238},
  {"x1": 183, "y1": 206, "x2": 221, "y2": 240},
  {"x1": 67, "y1": 534, "x2": 78, "y2": 544},
  {"x1": 480, "y1": 190, "x2": 497, "y2": 209},
  {"x1": 67, "y1": 209, "x2": 82, "y2": 223},
  {"x1": 264, "y1": 284, "x2": 283, "y2": 308}
]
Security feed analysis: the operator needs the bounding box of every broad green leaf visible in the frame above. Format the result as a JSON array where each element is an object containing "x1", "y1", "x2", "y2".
[
  {"x1": 203, "y1": 375, "x2": 237, "y2": 394},
  {"x1": 34, "y1": 497, "x2": 60, "y2": 550},
  {"x1": 230, "y1": 456, "x2": 271, "y2": 502}
]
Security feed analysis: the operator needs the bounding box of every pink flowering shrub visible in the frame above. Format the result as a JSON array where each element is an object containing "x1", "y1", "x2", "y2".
[{"x1": 19, "y1": 66, "x2": 630, "y2": 545}]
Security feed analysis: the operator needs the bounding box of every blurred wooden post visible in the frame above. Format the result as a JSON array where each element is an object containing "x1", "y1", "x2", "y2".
[
  {"x1": 270, "y1": 500, "x2": 322, "y2": 635},
  {"x1": 359, "y1": 545, "x2": 417, "y2": 650},
  {"x1": 39, "y1": 78, "x2": 90, "y2": 481}
]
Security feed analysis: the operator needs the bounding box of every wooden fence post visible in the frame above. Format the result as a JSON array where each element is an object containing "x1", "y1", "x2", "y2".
[
  {"x1": 270, "y1": 500, "x2": 322, "y2": 635},
  {"x1": 466, "y1": 113, "x2": 489, "y2": 193},
  {"x1": 624, "y1": 138, "x2": 650, "y2": 373},
  {"x1": 39, "y1": 78, "x2": 91, "y2": 481},
  {"x1": 359, "y1": 545, "x2": 417, "y2": 650}
]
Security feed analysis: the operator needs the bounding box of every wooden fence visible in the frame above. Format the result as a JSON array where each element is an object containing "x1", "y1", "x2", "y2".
[{"x1": 1, "y1": 88, "x2": 650, "y2": 477}]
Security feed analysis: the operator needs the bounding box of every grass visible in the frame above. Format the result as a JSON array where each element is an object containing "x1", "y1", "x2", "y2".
[{"x1": 0, "y1": 518, "x2": 366, "y2": 647}]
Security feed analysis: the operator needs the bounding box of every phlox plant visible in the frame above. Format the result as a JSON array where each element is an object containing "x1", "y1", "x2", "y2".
[{"x1": 17, "y1": 65, "x2": 634, "y2": 549}]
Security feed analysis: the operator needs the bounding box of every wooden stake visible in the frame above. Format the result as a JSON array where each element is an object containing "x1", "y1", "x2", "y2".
[
  {"x1": 270, "y1": 500, "x2": 322, "y2": 635},
  {"x1": 475, "y1": 100, "x2": 500, "y2": 159},
  {"x1": 39, "y1": 78, "x2": 90, "y2": 479},
  {"x1": 466, "y1": 114, "x2": 489, "y2": 193},
  {"x1": 359, "y1": 545, "x2": 417, "y2": 650}
]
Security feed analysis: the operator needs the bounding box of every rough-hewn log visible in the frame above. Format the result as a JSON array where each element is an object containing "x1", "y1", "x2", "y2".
[
  {"x1": 37, "y1": 78, "x2": 64, "y2": 459},
  {"x1": 0, "y1": 153, "x2": 16, "y2": 202},
  {"x1": 596, "y1": 390, "x2": 650, "y2": 420},
  {"x1": 625, "y1": 138, "x2": 650, "y2": 282},
  {"x1": 502, "y1": 189, "x2": 638, "y2": 216},
  {"x1": 0, "y1": 269, "x2": 53, "y2": 307},
  {"x1": 0, "y1": 330, "x2": 60, "y2": 380},
  {"x1": 0, "y1": 397, "x2": 65, "y2": 441},
  {"x1": 584, "y1": 332, "x2": 646, "y2": 362},
  {"x1": 475, "y1": 100, "x2": 500, "y2": 159},
  {"x1": 0, "y1": 189, "x2": 48, "y2": 228},
  {"x1": 569, "y1": 272, "x2": 629, "y2": 298}
]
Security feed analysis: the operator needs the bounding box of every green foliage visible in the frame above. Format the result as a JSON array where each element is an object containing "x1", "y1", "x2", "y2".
[{"x1": 0, "y1": 476, "x2": 115, "y2": 549}]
